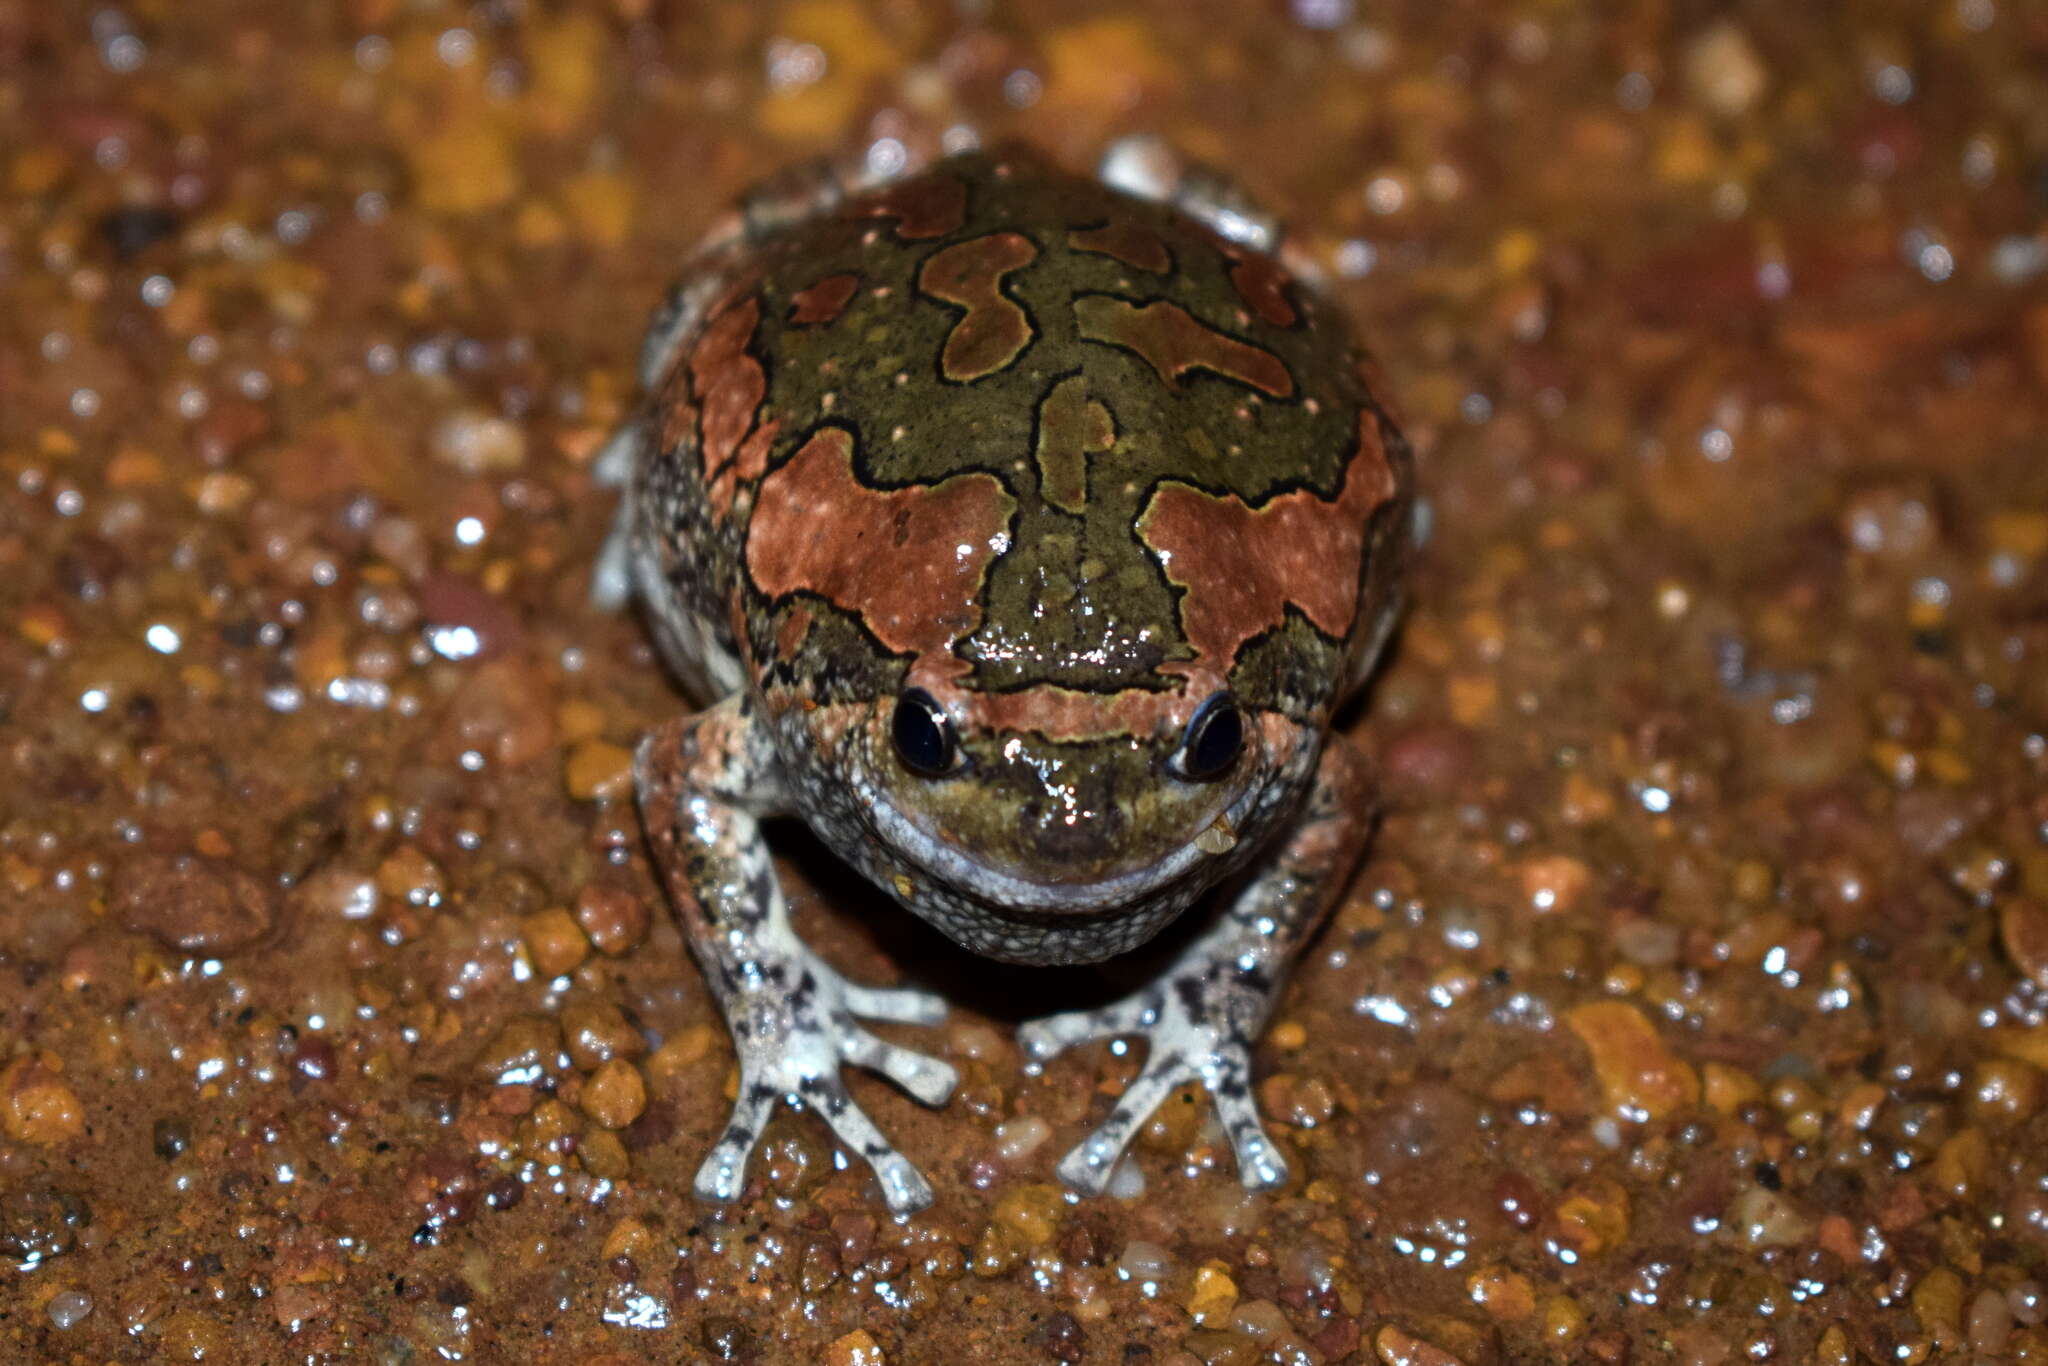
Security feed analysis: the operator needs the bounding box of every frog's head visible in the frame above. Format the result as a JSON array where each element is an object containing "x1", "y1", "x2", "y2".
[{"x1": 791, "y1": 665, "x2": 1327, "y2": 966}]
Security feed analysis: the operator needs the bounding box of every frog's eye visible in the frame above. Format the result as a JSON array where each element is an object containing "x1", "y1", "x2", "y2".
[
  {"x1": 891, "y1": 689, "x2": 961, "y2": 777},
  {"x1": 1173, "y1": 692, "x2": 1243, "y2": 782}
]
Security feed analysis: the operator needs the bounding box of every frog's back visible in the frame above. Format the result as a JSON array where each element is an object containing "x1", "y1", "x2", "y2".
[{"x1": 644, "y1": 147, "x2": 1409, "y2": 716}]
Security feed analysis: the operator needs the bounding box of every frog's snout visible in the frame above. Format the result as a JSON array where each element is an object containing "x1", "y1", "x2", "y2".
[{"x1": 1018, "y1": 794, "x2": 1129, "y2": 871}]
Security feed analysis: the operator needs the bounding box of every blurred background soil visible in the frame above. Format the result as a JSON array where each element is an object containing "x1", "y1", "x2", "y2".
[{"x1": 2, "y1": 1, "x2": 2047, "y2": 1361}]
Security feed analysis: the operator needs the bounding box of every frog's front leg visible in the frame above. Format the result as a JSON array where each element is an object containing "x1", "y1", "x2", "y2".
[
  {"x1": 1019, "y1": 736, "x2": 1371, "y2": 1196},
  {"x1": 636, "y1": 696, "x2": 959, "y2": 1214}
]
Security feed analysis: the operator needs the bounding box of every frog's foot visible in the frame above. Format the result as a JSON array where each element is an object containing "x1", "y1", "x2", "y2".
[
  {"x1": 589, "y1": 420, "x2": 646, "y2": 611},
  {"x1": 697, "y1": 950, "x2": 958, "y2": 1215},
  {"x1": 1018, "y1": 986, "x2": 1286, "y2": 1197},
  {"x1": 1098, "y1": 133, "x2": 1281, "y2": 255}
]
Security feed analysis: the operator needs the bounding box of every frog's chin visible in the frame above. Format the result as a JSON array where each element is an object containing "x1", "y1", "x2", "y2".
[
  {"x1": 859, "y1": 781, "x2": 1270, "y2": 965},
  {"x1": 897, "y1": 877, "x2": 1208, "y2": 966}
]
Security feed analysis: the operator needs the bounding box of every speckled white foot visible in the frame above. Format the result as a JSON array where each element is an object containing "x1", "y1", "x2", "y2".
[
  {"x1": 695, "y1": 942, "x2": 957, "y2": 1216},
  {"x1": 588, "y1": 421, "x2": 644, "y2": 611},
  {"x1": 1019, "y1": 979, "x2": 1287, "y2": 1197}
]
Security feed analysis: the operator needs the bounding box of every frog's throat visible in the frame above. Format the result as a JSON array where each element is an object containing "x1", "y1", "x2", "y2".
[{"x1": 864, "y1": 776, "x2": 1269, "y2": 918}]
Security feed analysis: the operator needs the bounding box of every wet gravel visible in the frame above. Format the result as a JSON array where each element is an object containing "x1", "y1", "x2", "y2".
[{"x1": 3, "y1": 1, "x2": 2047, "y2": 1362}]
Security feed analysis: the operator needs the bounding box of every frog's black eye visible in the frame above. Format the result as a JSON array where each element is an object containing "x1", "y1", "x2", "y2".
[
  {"x1": 1173, "y1": 692, "x2": 1243, "y2": 782},
  {"x1": 891, "y1": 689, "x2": 959, "y2": 777}
]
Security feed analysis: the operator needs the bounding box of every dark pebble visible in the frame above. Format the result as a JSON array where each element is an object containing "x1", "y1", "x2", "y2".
[
  {"x1": 1029, "y1": 1311, "x2": 1086, "y2": 1363},
  {"x1": 483, "y1": 1176, "x2": 524, "y2": 1212},
  {"x1": 0, "y1": 1187, "x2": 91, "y2": 1266},
  {"x1": 115, "y1": 854, "x2": 276, "y2": 955},
  {"x1": 98, "y1": 204, "x2": 180, "y2": 260},
  {"x1": 153, "y1": 1117, "x2": 192, "y2": 1160},
  {"x1": 700, "y1": 1313, "x2": 754, "y2": 1361}
]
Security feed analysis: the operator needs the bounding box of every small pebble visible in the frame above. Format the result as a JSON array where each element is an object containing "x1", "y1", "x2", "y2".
[
  {"x1": 580, "y1": 1059, "x2": 648, "y2": 1130},
  {"x1": 431, "y1": 409, "x2": 527, "y2": 474},
  {"x1": 989, "y1": 1183, "x2": 1065, "y2": 1247},
  {"x1": 578, "y1": 1127, "x2": 631, "y2": 1181},
  {"x1": 1565, "y1": 1001, "x2": 1700, "y2": 1120},
  {"x1": 114, "y1": 854, "x2": 275, "y2": 955},
  {"x1": 475, "y1": 1015, "x2": 564, "y2": 1085},
  {"x1": 2, "y1": 1058, "x2": 86, "y2": 1146},
  {"x1": 993, "y1": 1116, "x2": 1050, "y2": 1161},
  {"x1": 521, "y1": 908, "x2": 592, "y2": 978},
  {"x1": 1375, "y1": 1322, "x2": 1469, "y2": 1366},
  {"x1": 564, "y1": 740, "x2": 634, "y2": 801},
  {"x1": 1118, "y1": 1240, "x2": 1174, "y2": 1287},
  {"x1": 1969, "y1": 1286, "x2": 2014, "y2": 1355},
  {"x1": 1683, "y1": 20, "x2": 1769, "y2": 118},
  {"x1": 2000, "y1": 902, "x2": 2048, "y2": 988},
  {"x1": 562, "y1": 1001, "x2": 647, "y2": 1071},
  {"x1": 1186, "y1": 1261, "x2": 1238, "y2": 1324},
  {"x1": 574, "y1": 883, "x2": 651, "y2": 956},
  {"x1": 46, "y1": 1289, "x2": 93, "y2": 1329},
  {"x1": 824, "y1": 1328, "x2": 886, "y2": 1366}
]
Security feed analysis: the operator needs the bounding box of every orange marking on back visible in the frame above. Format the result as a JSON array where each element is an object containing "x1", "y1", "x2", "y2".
[
  {"x1": 1068, "y1": 221, "x2": 1171, "y2": 273},
  {"x1": 747, "y1": 427, "x2": 1015, "y2": 670},
  {"x1": 1074, "y1": 295, "x2": 1293, "y2": 398},
  {"x1": 1034, "y1": 374, "x2": 1116, "y2": 514},
  {"x1": 860, "y1": 175, "x2": 967, "y2": 240},
  {"x1": 789, "y1": 272, "x2": 860, "y2": 325},
  {"x1": 1138, "y1": 410, "x2": 1396, "y2": 671},
  {"x1": 1226, "y1": 250, "x2": 1299, "y2": 327},
  {"x1": 721, "y1": 416, "x2": 782, "y2": 509},
  {"x1": 918, "y1": 232, "x2": 1040, "y2": 383},
  {"x1": 961, "y1": 679, "x2": 1218, "y2": 742},
  {"x1": 682, "y1": 295, "x2": 772, "y2": 514}
]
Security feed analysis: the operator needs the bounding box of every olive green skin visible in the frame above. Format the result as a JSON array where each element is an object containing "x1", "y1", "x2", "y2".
[{"x1": 629, "y1": 148, "x2": 1411, "y2": 964}]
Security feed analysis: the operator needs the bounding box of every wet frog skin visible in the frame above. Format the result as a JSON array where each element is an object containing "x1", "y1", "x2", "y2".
[{"x1": 594, "y1": 141, "x2": 1414, "y2": 1213}]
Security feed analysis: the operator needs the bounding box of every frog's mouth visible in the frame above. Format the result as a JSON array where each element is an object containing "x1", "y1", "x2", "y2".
[{"x1": 865, "y1": 776, "x2": 1273, "y2": 919}]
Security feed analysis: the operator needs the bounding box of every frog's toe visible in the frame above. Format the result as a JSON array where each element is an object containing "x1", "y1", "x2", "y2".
[
  {"x1": 869, "y1": 1150, "x2": 936, "y2": 1216},
  {"x1": 1199, "y1": 1057, "x2": 1288, "y2": 1188},
  {"x1": 801, "y1": 1077, "x2": 935, "y2": 1214},
  {"x1": 1052, "y1": 1061, "x2": 1186, "y2": 1194},
  {"x1": 589, "y1": 509, "x2": 636, "y2": 611},
  {"x1": 838, "y1": 1024, "x2": 958, "y2": 1107},
  {"x1": 1016, "y1": 993, "x2": 1162, "y2": 1064},
  {"x1": 693, "y1": 1082, "x2": 781, "y2": 1203},
  {"x1": 1038, "y1": 1007, "x2": 1291, "y2": 1198},
  {"x1": 1098, "y1": 133, "x2": 1180, "y2": 202},
  {"x1": 838, "y1": 979, "x2": 949, "y2": 1027},
  {"x1": 590, "y1": 422, "x2": 643, "y2": 488},
  {"x1": 1228, "y1": 1124, "x2": 1290, "y2": 1191}
]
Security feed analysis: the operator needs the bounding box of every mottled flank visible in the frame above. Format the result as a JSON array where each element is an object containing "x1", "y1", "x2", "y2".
[
  {"x1": 1068, "y1": 219, "x2": 1172, "y2": 273},
  {"x1": 1139, "y1": 411, "x2": 1397, "y2": 673},
  {"x1": 787, "y1": 272, "x2": 859, "y2": 325},
  {"x1": 918, "y1": 232, "x2": 1041, "y2": 382},
  {"x1": 745, "y1": 425, "x2": 1015, "y2": 670},
  {"x1": 1033, "y1": 373, "x2": 1117, "y2": 514},
  {"x1": 680, "y1": 293, "x2": 778, "y2": 512},
  {"x1": 858, "y1": 173, "x2": 967, "y2": 240},
  {"x1": 1074, "y1": 294, "x2": 1294, "y2": 398}
]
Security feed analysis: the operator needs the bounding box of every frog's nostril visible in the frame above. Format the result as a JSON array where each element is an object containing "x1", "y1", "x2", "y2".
[{"x1": 1021, "y1": 801, "x2": 1128, "y2": 869}]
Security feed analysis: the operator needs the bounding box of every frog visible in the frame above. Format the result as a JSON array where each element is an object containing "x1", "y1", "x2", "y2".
[{"x1": 592, "y1": 137, "x2": 1414, "y2": 1214}]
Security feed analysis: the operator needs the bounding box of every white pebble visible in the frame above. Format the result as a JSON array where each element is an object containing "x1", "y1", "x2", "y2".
[
  {"x1": 993, "y1": 1116, "x2": 1050, "y2": 1162},
  {"x1": 1116, "y1": 1239, "x2": 1173, "y2": 1286},
  {"x1": 430, "y1": 410, "x2": 527, "y2": 475},
  {"x1": 47, "y1": 1291, "x2": 93, "y2": 1330}
]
